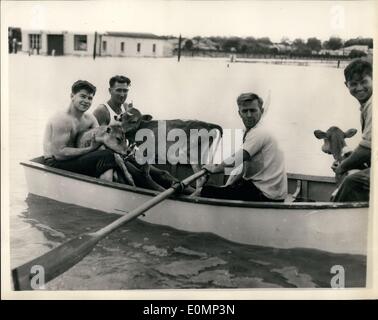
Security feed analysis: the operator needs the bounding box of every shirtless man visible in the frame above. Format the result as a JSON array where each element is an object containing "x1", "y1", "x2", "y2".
[
  {"x1": 93, "y1": 75, "x2": 131, "y2": 126},
  {"x1": 43, "y1": 80, "x2": 123, "y2": 181}
]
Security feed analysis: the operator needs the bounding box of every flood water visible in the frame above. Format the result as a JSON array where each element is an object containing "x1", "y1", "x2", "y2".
[{"x1": 7, "y1": 54, "x2": 366, "y2": 289}]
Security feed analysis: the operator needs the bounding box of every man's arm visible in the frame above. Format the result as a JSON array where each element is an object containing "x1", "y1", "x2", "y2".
[
  {"x1": 204, "y1": 128, "x2": 266, "y2": 174},
  {"x1": 93, "y1": 104, "x2": 110, "y2": 126},
  {"x1": 87, "y1": 113, "x2": 100, "y2": 129},
  {"x1": 49, "y1": 119, "x2": 100, "y2": 160},
  {"x1": 203, "y1": 149, "x2": 250, "y2": 174},
  {"x1": 335, "y1": 145, "x2": 371, "y2": 175}
]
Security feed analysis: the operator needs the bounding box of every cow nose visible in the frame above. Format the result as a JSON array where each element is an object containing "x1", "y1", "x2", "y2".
[{"x1": 322, "y1": 146, "x2": 331, "y2": 154}]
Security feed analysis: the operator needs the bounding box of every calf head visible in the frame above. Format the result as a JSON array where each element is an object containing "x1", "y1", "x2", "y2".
[
  {"x1": 114, "y1": 107, "x2": 153, "y2": 134},
  {"x1": 101, "y1": 125, "x2": 131, "y2": 156},
  {"x1": 314, "y1": 126, "x2": 357, "y2": 162}
]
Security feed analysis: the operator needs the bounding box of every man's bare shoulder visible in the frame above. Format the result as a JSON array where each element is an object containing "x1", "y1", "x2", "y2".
[
  {"x1": 47, "y1": 111, "x2": 73, "y2": 127},
  {"x1": 83, "y1": 112, "x2": 99, "y2": 127},
  {"x1": 83, "y1": 112, "x2": 98, "y2": 122},
  {"x1": 93, "y1": 103, "x2": 107, "y2": 112},
  {"x1": 92, "y1": 103, "x2": 110, "y2": 125}
]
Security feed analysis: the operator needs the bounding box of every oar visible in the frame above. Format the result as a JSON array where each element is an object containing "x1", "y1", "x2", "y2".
[{"x1": 12, "y1": 169, "x2": 207, "y2": 290}]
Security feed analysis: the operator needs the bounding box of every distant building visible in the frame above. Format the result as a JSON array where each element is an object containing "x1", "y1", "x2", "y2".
[
  {"x1": 8, "y1": 27, "x2": 22, "y2": 53},
  {"x1": 173, "y1": 38, "x2": 219, "y2": 51},
  {"x1": 342, "y1": 45, "x2": 369, "y2": 55},
  {"x1": 319, "y1": 49, "x2": 344, "y2": 56},
  {"x1": 191, "y1": 38, "x2": 218, "y2": 51},
  {"x1": 65, "y1": 32, "x2": 99, "y2": 56},
  {"x1": 20, "y1": 29, "x2": 173, "y2": 57},
  {"x1": 21, "y1": 29, "x2": 98, "y2": 56},
  {"x1": 100, "y1": 31, "x2": 171, "y2": 57},
  {"x1": 166, "y1": 38, "x2": 182, "y2": 54},
  {"x1": 269, "y1": 43, "x2": 292, "y2": 53},
  {"x1": 319, "y1": 45, "x2": 370, "y2": 57}
]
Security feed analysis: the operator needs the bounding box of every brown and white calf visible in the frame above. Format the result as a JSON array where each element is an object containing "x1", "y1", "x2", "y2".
[
  {"x1": 314, "y1": 126, "x2": 357, "y2": 162},
  {"x1": 76, "y1": 124, "x2": 169, "y2": 191},
  {"x1": 314, "y1": 126, "x2": 358, "y2": 186},
  {"x1": 115, "y1": 107, "x2": 223, "y2": 189},
  {"x1": 76, "y1": 124, "x2": 136, "y2": 185}
]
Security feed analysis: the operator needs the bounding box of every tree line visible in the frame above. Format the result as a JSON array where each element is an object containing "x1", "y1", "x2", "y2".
[{"x1": 183, "y1": 36, "x2": 373, "y2": 58}]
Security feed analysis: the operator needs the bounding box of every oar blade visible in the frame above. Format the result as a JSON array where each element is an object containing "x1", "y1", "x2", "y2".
[{"x1": 12, "y1": 233, "x2": 99, "y2": 290}]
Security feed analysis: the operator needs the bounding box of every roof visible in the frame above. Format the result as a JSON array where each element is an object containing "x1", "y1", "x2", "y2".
[
  {"x1": 105, "y1": 31, "x2": 162, "y2": 39},
  {"x1": 343, "y1": 45, "x2": 369, "y2": 51}
]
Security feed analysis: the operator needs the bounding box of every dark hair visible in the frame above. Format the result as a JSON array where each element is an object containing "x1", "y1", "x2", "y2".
[
  {"x1": 71, "y1": 80, "x2": 96, "y2": 95},
  {"x1": 344, "y1": 59, "x2": 372, "y2": 82},
  {"x1": 237, "y1": 93, "x2": 264, "y2": 111},
  {"x1": 109, "y1": 75, "x2": 131, "y2": 88}
]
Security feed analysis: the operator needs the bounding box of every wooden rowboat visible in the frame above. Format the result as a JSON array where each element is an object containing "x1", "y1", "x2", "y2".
[{"x1": 21, "y1": 157, "x2": 369, "y2": 256}]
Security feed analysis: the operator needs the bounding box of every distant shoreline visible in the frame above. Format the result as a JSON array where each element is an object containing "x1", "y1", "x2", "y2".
[
  {"x1": 232, "y1": 57, "x2": 349, "y2": 68},
  {"x1": 9, "y1": 51, "x2": 352, "y2": 68}
]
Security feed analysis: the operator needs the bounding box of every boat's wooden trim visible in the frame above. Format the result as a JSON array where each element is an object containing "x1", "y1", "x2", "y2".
[
  {"x1": 20, "y1": 160, "x2": 369, "y2": 209},
  {"x1": 287, "y1": 173, "x2": 336, "y2": 183},
  {"x1": 21, "y1": 160, "x2": 160, "y2": 197}
]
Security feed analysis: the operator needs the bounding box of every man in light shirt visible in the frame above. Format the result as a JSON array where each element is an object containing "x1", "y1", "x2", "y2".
[
  {"x1": 332, "y1": 59, "x2": 372, "y2": 202},
  {"x1": 201, "y1": 92, "x2": 287, "y2": 202}
]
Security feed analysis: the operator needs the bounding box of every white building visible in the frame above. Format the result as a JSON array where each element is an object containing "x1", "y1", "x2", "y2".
[
  {"x1": 270, "y1": 43, "x2": 292, "y2": 53},
  {"x1": 319, "y1": 45, "x2": 370, "y2": 57},
  {"x1": 65, "y1": 32, "x2": 99, "y2": 56},
  {"x1": 342, "y1": 45, "x2": 369, "y2": 55},
  {"x1": 100, "y1": 32, "x2": 172, "y2": 57},
  {"x1": 319, "y1": 49, "x2": 343, "y2": 56},
  {"x1": 21, "y1": 30, "x2": 173, "y2": 57},
  {"x1": 21, "y1": 29, "x2": 99, "y2": 56}
]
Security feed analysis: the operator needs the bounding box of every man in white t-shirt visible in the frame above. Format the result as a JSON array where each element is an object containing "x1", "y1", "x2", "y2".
[
  {"x1": 93, "y1": 75, "x2": 132, "y2": 126},
  {"x1": 92, "y1": 75, "x2": 181, "y2": 191},
  {"x1": 201, "y1": 92, "x2": 287, "y2": 202}
]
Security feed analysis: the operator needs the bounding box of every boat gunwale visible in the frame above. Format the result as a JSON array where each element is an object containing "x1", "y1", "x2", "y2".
[{"x1": 20, "y1": 160, "x2": 369, "y2": 210}]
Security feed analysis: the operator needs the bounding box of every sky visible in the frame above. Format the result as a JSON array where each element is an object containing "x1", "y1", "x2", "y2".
[{"x1": 2, "y1": 0, "x2": 377, "y2": 41}]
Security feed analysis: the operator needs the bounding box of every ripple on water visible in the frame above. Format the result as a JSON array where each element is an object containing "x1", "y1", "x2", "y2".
[
  {"x1": 142, "y1": 245, "x2": 169, "y2": 257},
  {"x1": 271, "y1": 266, "x2": 318, "y2": 288},
  {"x1": 173, "y1": 246, "x2": 208, "y2": 258},
  {"x1": 155, "y1": 257, "x2": 227, "y2": 277},
  {"x1": 190, "y1": 269, "x2": 235, "y2": 287}
]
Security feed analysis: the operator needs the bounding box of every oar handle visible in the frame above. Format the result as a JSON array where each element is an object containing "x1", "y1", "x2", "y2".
[{"x1": 93, "y1": 169, "x2": 207, "y2": 238}]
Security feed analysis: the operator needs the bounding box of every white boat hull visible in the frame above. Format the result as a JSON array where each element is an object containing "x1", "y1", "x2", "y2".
[{"x1": 23, "y1": 162, "x2": 369, "y2": 255}]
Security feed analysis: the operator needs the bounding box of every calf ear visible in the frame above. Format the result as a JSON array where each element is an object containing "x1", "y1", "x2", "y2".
[
  {"x1": 314, "y1": 130, "x2": 326, "y2": 139},
  {"x1": 344, "y1": 128, "x2": 357, "y2": 138},
  {"x1": 141, "y1": 114, "x2": 153, "y2": 121}
]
